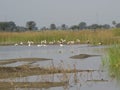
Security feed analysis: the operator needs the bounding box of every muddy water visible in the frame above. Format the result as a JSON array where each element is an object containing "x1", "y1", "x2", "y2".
[{"x1": 0, "y1": 44, "x2": 119, "y2": 90}]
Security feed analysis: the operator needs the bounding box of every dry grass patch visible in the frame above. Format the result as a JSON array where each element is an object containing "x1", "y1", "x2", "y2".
[
  {"x1": 0, "y1": 81, "x2": 67, "y2": 88},
  {"x1": 0, "y1": 65, "x2": 98, "y2": 79}
]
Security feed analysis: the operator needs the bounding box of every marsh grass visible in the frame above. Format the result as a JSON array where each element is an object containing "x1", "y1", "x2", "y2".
[
  {"x1": 0, "y1": 59, "x2": 104, "y2": 89},
  {"x1": 0, "y1": 58, "x2": 97, "y2": 80},
  {"x1": 113, "y1": 28, "x2": 120, "y2": 36},
  {"x1": 104, "y1": 45, "x2": 120, "y2": 80},
  {"x1": 0, "y1": 29, "x2": 119, "y2": 45}
]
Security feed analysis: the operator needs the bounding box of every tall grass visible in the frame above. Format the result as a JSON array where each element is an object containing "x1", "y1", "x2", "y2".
[
  {"x1": 113, "y1": 28, "x2": 120, "y2": 36},
  {"x1": 105, "y1": 45, "x2": 120, "y2": 80},
  {"x1": 0, "y1": 29, "x2": 119, "y2": 45}
]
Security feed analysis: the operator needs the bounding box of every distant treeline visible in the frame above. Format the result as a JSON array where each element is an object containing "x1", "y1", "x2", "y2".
[{"x1": 0, "y1": 21, "x2": 120, "y2": 32}]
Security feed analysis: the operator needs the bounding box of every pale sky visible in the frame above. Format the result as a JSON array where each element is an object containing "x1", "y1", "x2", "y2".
[{"x1": 0, "y1": 0, "x2": 120, "y2": 28}]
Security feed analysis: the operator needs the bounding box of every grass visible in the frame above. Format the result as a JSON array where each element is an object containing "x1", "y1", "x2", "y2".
[
  {"x1": 0, "y1": 29, "x2": 120, "y2": 45},
  {"x1": 102, "y1": 28, "x2": 120, "y2": 80},
  {"x1": 103, "y1": 45, "x2": 120, "y2": 80}
]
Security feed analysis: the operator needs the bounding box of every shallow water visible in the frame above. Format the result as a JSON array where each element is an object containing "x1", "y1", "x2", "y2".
[
  {"x1": 0, "y1": 44, "x2": 119, "y2": 90},
  {"x1": 0, "y1": 44, "x2": 103, "y2": 69}
]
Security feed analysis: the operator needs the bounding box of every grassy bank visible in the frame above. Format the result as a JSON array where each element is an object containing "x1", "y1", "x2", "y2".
[{"x1": 0, "y1": 29, "x2": 119, "y2": 45}]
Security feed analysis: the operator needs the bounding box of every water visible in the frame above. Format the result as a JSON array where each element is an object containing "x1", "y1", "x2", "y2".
[
  {"x1": 0, "y1": 44, "x2": 119, "y2": 90},
  {"x1": 0, "y1": 44, "x2": 103, "y2": 69}
]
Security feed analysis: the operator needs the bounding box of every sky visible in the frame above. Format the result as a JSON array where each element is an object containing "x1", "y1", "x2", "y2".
[{"x1": 0, "y1": 0, "x2": 120, "y2": 28}]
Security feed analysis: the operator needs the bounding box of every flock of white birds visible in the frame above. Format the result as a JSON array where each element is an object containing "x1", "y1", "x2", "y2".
[{"x1": 14, "y1": 39, "x2": 102, "y2": 47}]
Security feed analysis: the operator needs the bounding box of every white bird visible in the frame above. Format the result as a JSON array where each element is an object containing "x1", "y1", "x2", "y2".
[
  {"x1": 27, "y1": 41, "x2": 34, "y2": 46},
  {"x1": 20, "y1": 42, "x2": 23, "y2": 45},
  {"x1": 14, "y1": 43, "x2": 18, "y2": 46},
  {"x1": 28, "y1": 43, "x2": 31, "y2": 46},
  {"x1": 37, "y1": 44, "x2": 42, "y2": 47},
  {"x1": 43, "y1": 44, "x2": 47, "y2": 47},
  {"x1": 60, "y1": 44, "x2": 63, "y2": 47},
  {"x1": 28, "y1": 41, "x2": 31, "y2": 46}
]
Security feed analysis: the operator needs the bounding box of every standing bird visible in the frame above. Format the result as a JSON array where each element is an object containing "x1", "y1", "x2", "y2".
[
  {"x1": 20, "y1": 42, "x2": 23, "y2": 45},
  {"x1": 27, "y1": 41, "x2": 34, "y2": 46}
]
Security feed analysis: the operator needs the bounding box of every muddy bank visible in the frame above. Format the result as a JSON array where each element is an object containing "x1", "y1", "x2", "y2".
[
  {"x1": 0, "y1": 58, "x2": 52, "y2": 65},
  {"x1": 0, "y1": 82, "x2": 67, "y2": 88},
  {"x1": 70, "y1": 54, "x2": 100, "y2": 59},
  {"x1": 87, "y1": 79, "x2": 108, "y2": 82},
  {"x1": 0, "y1": 65, "x2": 98, "y2": 79}
]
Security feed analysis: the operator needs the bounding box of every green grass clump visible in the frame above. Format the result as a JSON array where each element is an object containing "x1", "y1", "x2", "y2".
[{"x1": 107, "y1": 45, "x2": 120, "y2": 80}]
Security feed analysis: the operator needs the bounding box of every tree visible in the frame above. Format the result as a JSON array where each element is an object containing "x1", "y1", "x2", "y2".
[
  {"x1": 88, "y1": 24, "x2": 100, "y2": 29},
  {"x1": 116, "y1": 23, "x2": 120, "y2": 28},
  {"x1": 61, "y1": 24, "x2": 68, "y2": 30},
  {"x1": 41, "y1": 26, "x2": 48, "y2": 30},
  {"x1": 50, "y1": 24, "x2": 56, "y2": 30},
  {"x1": 0, "y1": 21, "x2": 16, "y2": 31},
  {"x1": 26, "y1": 21, "x2": 36, "y2": 30},
  {"x1": 102, "y1": 24, "x2": 110, "y2": 29},
  {"x1": 70, "y1": 25, "x2": 79, "y2": 30},
  {"x1": 8, "y1": 21, "x2": 16, "y2": 31},
  {"x1": 78, "y1": 22, "x2": 87, "y2": 30},
  {"x1": 0, "y1": 22, "x2": 8, "y2": 31},
  {"x1": 112, "y1": 21, "x2": 116, "y2": 27}
]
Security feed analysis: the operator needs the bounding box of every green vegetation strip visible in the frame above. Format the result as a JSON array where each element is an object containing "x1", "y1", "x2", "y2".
[
  {"x1": 107, "y1": 45, "x2": 120, "y2": 80},
  {"x1": 0, "y1": 29, "x2": 120, "y2": 45}
]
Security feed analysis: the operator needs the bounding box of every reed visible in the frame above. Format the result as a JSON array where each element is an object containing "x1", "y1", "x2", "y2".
[{"x1": 0, "y1": 29, "x2": 119, "y2": 45}]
